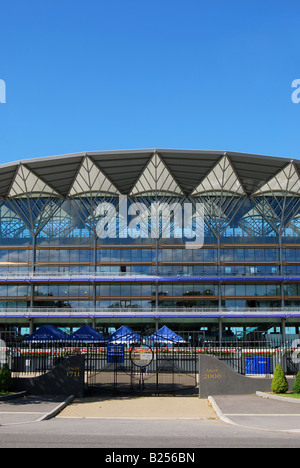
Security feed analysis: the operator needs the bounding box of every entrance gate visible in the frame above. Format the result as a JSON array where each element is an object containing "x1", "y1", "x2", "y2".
[{"x1": 85, "y1": 342, "x2": 198, "y2": 395}]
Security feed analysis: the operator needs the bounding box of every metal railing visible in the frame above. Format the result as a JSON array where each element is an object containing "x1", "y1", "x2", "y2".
[
  {"x1": 0, "y1": 271, "x2": 159, "y2": 279},
  {"x1": 198, "y1": 339, "x2": 300, "y2": 376},
  {"x1": 1, "y1": 338, "x2": 299, "y2": 377},
  {"x1": 0, "y1": 306, "x2": 300, "y2": 318},
  {"x1": 0, "y1": 271, "x2": 299, "y2": 280}
]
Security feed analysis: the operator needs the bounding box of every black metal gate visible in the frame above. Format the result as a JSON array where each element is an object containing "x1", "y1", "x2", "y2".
[{"x1": 85, "y1": 342, "x2": 198, "y2": 395}]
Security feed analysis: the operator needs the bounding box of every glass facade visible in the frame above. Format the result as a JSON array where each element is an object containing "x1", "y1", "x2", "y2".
[{"x1": 0, "y1": 150, "x2": 300, "y2": 338}]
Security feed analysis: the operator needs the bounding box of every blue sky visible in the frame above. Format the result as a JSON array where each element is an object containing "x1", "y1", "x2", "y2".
[{"x1": 0, "y1": 0, "x2": 300, "y2": 164}]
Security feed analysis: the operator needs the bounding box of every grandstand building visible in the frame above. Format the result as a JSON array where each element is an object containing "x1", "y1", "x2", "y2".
[{"x1": 0, "y1": 149, "x2": 300, "y2": 342}]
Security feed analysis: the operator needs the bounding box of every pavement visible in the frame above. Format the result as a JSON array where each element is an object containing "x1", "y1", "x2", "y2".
[
  {"x1": 210, "y1": 393, "x2": 300, "y2": 433},
  {"x1": 57, "y1": 395, "x2": 216, "y2": 420},
  {"x1": 0, "y1": 395, "x2": 73, "y2": 425},
  {"x1": 1, "y1": 392, "x2": 300, "y2": 434}
]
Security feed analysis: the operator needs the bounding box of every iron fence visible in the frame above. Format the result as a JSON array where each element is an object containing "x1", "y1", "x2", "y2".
[{"x1": 1, "y1": 338, "x2": 300, "y2": 395}]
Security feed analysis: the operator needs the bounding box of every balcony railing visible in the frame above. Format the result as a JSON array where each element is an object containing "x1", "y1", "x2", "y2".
[
  {"x1": 0, "y1": 306, "x2": 299, "y2": 318},
  {"x1": 0, "y1": 271, "x2": 299, "y2": 281}
]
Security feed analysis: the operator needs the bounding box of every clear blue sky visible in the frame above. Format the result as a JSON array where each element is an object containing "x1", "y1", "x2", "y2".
[{"x1": 0, "y1": 0, "x2": 300, "y2": 164}]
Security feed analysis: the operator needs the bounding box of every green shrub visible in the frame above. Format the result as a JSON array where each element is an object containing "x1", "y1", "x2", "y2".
[
  {"x1": 0, "y1": 363, "x2": 13, "y2": 393},
  {"x1": 293, "y1": 371, "x2": 300, "y2": 394},
  {"x1": 271, "y1": 363, "x2": 288, "y2": 394}
]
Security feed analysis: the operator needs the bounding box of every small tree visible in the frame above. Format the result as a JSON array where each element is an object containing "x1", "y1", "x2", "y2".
[
  {"x1": 0, "y1": 363, "x2": 13, "y2": 393},
  {"x1": 271, "y1": 363, "x2": 288, "y2": 394},
  {"x1": 293, "y1": 371, "x2": 300, "y2": 394}
]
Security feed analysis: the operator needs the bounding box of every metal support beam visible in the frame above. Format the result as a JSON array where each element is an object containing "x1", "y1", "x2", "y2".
[
  {"x1": 281, "y1": 317, "x2": 286, "y2": 344},
  {"x1": 219, "y1": 317, "x2": 222, "y2": 343},
  {"x1": 29, "y1": 318, "x2": 34, "y2": 334}
]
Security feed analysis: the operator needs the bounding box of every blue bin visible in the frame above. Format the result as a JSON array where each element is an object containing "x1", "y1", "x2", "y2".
[{"x1": 245, "y1": 356, "x2": 270, "y2": 375}]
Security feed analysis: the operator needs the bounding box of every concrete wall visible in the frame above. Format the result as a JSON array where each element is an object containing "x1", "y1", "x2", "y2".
[
  {"x1": 12, "y1": 355, "x2": 85, "y2": 397},
  {"x1": 199, "y1": 354, "x2": 295, "y2": 398}
]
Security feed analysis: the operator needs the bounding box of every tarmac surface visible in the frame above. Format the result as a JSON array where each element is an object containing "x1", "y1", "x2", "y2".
[
  {"x1": 1, "y1": 392, "x2": 300, "y2": 434},
  {"x1": 58, "y1": 393, "x2": 300, "y2": 433},
  {"x1": 210, "y1": 393, "x2": 300, "y2": 433},
  {"x1": 0, "y1": 395, "x2": 73, "y2": 425}
]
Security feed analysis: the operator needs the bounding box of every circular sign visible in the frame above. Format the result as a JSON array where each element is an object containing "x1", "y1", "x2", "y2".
[{"x1": 130, "y1": 345, "x2": 153, "y2": 368}]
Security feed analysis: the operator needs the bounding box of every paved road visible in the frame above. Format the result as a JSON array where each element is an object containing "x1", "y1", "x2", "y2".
[
  {"x1": 1, "y1": 416, "x2": 300, "y2": 448},
  {"x1": 0, "y1": 393, "x2": 300, "y2": 448},
  {"x1": 211, "y1": 394, "x2": 300, "y2": 433},
  {"x1": 0, "y1": 395, "x2": 72, "y2": 425}
]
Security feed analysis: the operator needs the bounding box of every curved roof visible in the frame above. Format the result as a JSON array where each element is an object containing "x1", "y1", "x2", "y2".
[{"x1": 0, "y1": 149, "x2": 299, "y2": 198}]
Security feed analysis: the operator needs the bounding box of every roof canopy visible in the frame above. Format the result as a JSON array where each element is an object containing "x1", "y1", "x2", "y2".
[
  {"x1": 0, "y1": 149, "x2": 299, "y2": 198},
  {"x1": 148, "y1": 325, "x2": 185, "y2": 343},
  {"x1": 24, "y1": 325, "x2": 67, "y2": 342},
  {"x1": 107, "y1": 325, "x2": 141, "y2": 343},
  {"x1": 68, "y1": 325, "x2": 105, "y2": 342}
]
